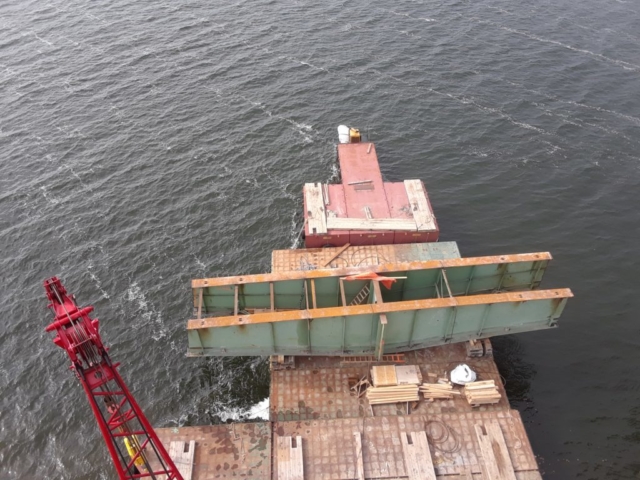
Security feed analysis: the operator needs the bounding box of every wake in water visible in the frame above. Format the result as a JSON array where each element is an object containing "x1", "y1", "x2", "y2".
[
  {"x1": 125, "y1": 282, "x2": 168, "y2": 341},
  {"x1": 503, "y1": 78, "x2": 640, "y2": 127},
  {"x1": 215, "y1": 398, "x2": 270, "y2": 422},
  {"x1": 477, "y1": 19, "x2": 640, "y2": 72}
]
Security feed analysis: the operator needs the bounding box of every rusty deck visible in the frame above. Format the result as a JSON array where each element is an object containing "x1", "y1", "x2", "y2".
[
  {"x1": 157, "y1": 243, "x2": 550, "y2": 478},
  {"x1": 303, "y1": 143, "x2": 440, "y2": 247},
  {"x1": 155, "y1": 342, "x2": 542, "y2": 479},
  {"x1": 271, "y1": 242, "x2": 461, "y2": 272},
  {"x1": 153, "y1": 423, "x2": 271, "y2": 479}
]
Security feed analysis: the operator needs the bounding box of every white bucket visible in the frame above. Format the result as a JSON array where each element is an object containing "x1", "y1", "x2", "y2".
[{"x1": 337, "y1": 125, "x2": 351, "y2": 144}]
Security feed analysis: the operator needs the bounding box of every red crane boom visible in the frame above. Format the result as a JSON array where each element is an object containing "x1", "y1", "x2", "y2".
[{"x1": 44, "y1": 276, "x2": 183, "y2": 480}]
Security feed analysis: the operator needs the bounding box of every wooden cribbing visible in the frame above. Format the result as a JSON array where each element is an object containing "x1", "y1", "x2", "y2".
[
  {"x1": 419, "y1": 382, "x2": 462, "y2": 400},
  {"x1": 464, "y1": 380, "x2": 501, "y2": 405},
  {"x1": 366, "y1": 384, "x2": 419, "y2": 404}
]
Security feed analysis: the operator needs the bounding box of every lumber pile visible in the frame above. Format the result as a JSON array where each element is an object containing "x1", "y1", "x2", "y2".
[
  {"x1": 419, "y1": 382, "x2": 461, "y2": 401},
  {"x1": 371, "y1": 365, "x2": 398, "y2": 387},
  {"x1": 464, "y1": 380, "x2": 501, "y2": 406},
  {"x1": 366, "y1": 384, "x2": 419, "y2": 404},
  {"x1": 465, "y1": 339, "x2": 494, "y2": 358},
  {"x1": 466, "y1": 339, "x2": 484, "y2": 358}
]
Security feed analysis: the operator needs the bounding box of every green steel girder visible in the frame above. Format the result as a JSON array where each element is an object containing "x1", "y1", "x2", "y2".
[
  {"x1": 186, "y1": 289, "x2": 572, "y2": 357},
  {"x1": 187, "y1": 252, "x2": 571, "y2": 357},
  {"x1": 192, "y1": 253, "x2": 553, "y2": 317}
]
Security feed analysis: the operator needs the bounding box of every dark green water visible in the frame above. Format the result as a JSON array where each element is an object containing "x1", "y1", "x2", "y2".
[{"x1": 1, "y1": 0, "x2": 639, "y2": 477}]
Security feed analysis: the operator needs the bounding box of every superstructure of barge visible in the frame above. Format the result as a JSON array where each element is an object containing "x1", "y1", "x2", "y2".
[{"x1": 47, "y1": 126, "x2": 573, "y2": 479}]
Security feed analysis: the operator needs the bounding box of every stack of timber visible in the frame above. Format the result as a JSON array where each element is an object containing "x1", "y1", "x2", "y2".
[
  {"x1": 466, "y1": 339, "x2": 494, "y2": 358},
  {"x1": 464, "y1": 380, "x2": 501, "y2": 406},
  {"x1": 466, "y1": 339, "x2": 484, "y2": 358},
  {"x1": 419, "y1": 382, "x2": 461, "y2": 401},
  {"x1": 371, "y1": 365, "x2": 398, "y2": 387},
  {"x1": 371, "y1": 365, "x2": 421, "y2": 387},
  {"x1": 366, "y1": 384, "x2": 419, "y2": 404}
]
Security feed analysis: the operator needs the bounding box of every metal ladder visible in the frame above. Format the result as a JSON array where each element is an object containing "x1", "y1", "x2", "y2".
[{"x1": 350, "y1": 283, "x2": 371, "y2": 306}]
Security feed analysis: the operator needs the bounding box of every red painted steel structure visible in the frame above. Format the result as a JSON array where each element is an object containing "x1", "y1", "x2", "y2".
[
  {"x1": 44, "y1": 277, "x2": 182, "y2": 480},
  {"x1": 304, "y1": 142, "x2": 440, "y2": 247}
]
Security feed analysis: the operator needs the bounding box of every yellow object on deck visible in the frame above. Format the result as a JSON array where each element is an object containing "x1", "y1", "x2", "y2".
[
  {"x1": 349, "y1": 127, "x2": 361, "y2": 143},
  {"x1": 125, "y1": 437, "x2": 145, "y2": 467}
]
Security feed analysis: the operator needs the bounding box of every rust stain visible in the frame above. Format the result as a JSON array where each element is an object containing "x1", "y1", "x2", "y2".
[{"x1": 153, "y1": 343, "x2": 545, "y2": 479}]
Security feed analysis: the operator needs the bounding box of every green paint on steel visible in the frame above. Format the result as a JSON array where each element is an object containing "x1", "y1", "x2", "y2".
[
  {"x1": 187, "y1": 294, "x2": 570, "y2": 357},
  {"x1": 197, "y1": 258, "x2": 551, "y2": 316},
  {"x1": 187, "y1": 254, "x2": 573, "y2": 357}
]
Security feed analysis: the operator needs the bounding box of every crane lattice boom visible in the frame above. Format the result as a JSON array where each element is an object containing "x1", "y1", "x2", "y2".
[{"x1": 44, "y1": 276, "x2": 183, "y2": 480}]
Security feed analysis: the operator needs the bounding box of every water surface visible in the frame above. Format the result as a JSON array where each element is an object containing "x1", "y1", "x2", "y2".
[{"x1": 1, "y1": 0, "x2": 639, "y2": 477}]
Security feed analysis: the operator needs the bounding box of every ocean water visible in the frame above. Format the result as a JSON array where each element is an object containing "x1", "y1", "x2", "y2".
[{"x1": 1, "y1": 0, "x2": 639, "y2": 478}]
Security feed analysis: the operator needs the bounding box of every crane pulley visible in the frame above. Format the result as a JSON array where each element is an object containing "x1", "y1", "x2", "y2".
[{"x1": 44, "y1": 276, "x2": 183, "y2": 480}]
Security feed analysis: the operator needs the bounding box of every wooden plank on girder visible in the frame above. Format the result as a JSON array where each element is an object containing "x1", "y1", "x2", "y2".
[
  {"x1": 339, "y1": 279, "x2": 347, "y2": 307},
  {"x1": 188, "y1": 288, "x2": 572, "y2": 329},
  {"x1": 401, "y1": 431, "x2": 437, "y2": 480},
  {"x1": 193, "y1": 252, "x2": 553, "y2": 289},
  {"x1": 304, "y1": 183, "x2": 327, "y2": 235},
  {"x1": 270, "y1": 282, "x2": 275, "y2": 311},
  {"x1": 233, "y1": 285, "x2": 238, "y2": 316},
  {"x1": 311, "y1": 279, "x2": 317, "y2": 309},
  {"x1": 196, "y1": 288, "x2": 203, "y2": 319},
  {"x1": 404, "y1": 180, "x2": 437, "y2": 231}
]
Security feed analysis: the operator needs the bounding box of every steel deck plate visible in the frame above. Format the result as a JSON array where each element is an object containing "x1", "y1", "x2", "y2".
[
  {"x1": 271, "y1": 242, "x2": 461, "y2": 272},
  {"x1": 152, "y1": 423, "x2": 271, "y2": 479}
]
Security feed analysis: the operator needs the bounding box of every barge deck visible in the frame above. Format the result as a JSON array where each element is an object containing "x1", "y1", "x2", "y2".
[
  {"x1": 155, "y1": 342, "x2": 541, "y2": 479},
  {"x1": 151, "y1": 134, "x2": 570, "y2": 479},
  {"x1": 153, "y1": 243, "x2": 549, "y2": 479}
]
